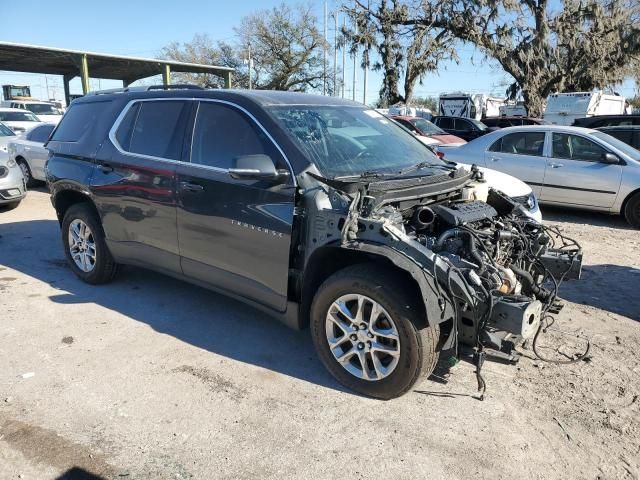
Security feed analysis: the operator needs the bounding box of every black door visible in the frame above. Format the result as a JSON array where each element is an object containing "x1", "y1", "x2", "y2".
[
  {"x1": 91, "y1": 99, "x2": 192, "y2": 272},
  {"x1": 176, "y1": 101, "x2": 296, "y2": 312}
]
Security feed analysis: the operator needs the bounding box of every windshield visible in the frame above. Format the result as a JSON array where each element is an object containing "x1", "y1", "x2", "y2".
[
  {"x1": 411, "y1": 118, "x2": 445, "y2": 135},
  {"x1": 0, "y1": 123, "x2": 15, "y2": 137},
  {"x1": 470, "y1": 118, "x2": 489, "y2": 131},
  {"x1": 591, "y1": 131, "x2": 640, "y2": 161},
  {"x1": 268, "y1": 106, "x2": 446, "y2": 178},
  {"x1": 0, "y1": 111, "x2": 40, "y2": 122},
  {"x1": 25, "y1": 103, "x2": 62, "y2": 115}
]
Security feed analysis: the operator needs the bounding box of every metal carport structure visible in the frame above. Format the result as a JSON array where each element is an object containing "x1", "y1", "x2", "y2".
[{"x1": 0, "y1": 42, "x2": 234, "y2": 105}]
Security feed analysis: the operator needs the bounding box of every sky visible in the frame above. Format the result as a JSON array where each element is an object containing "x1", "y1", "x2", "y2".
[{"x1": 0, "y1": 0, "x2": 637, "y2": 106}]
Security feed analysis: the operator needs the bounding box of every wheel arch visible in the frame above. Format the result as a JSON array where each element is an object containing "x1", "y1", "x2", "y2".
[
  {"x1": 621, "y1": 187, "x2": 640, "y2": 216},
  {"x1": 52, "y1": 188, "x2": 100, "y2": 227},
  {"x1": 299, "y1": 244, "x2": 453, "y2": 331}
]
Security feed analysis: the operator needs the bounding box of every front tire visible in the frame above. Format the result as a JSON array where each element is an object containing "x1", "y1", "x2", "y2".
[
  {"x1": 624, "y1": 192, "x2": 640, "y2": 229},
  {"x1": 310, "y1": 264, "x2": 439, "y2": 399},
  {"x1": 1, "y1": 200, "x2": 21, "y2": 210},
  {"x1": 62, "y1": 203, "x2": 119, "y2": 284}
]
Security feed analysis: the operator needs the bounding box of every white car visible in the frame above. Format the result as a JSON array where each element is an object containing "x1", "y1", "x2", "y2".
[
  {"x1": 439, "y1": 125, "x2": 640, "y2": 227},
  {"x1": 3, "y1": 100, "x2": 64, "y2": 124},
  {"x1": 0, "y1": 107, "x2": 43, "y2": 134},
  {"x1": 6, "y1": 123, "x2": 55, "y2": 187},
  {"x1": 0, "y1": 121, "x2": 16, "y2": 152}
]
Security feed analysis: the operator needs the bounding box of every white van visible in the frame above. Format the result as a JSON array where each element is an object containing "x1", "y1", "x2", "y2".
[{"x1": 544, "y1": 91, "x2": 627, "y2": 126}]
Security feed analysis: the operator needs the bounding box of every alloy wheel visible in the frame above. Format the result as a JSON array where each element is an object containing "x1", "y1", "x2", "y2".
[
  {"x1": 325, "y1": 294, "x2": 400, "y2": 381},
  {"x1": 68, "y1": 219, "x2": 97, "y2": 272}
]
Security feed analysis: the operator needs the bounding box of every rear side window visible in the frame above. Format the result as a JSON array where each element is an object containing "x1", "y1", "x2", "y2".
[
  {"x1": 605, "y1": 129, "x2": 633, "y2": 146},
  {"x1": 492, "y1": 132, "x2": 545, "y2": 156},
  {"x1": 51, "y1": 101, "x2": 107, "y2": 142},
  {"x1": 27, "y1": 124, "x2": 55, "y2": 143},
  {"x1": 116, "y1": 100, "x2": 190, "y2": 161}
]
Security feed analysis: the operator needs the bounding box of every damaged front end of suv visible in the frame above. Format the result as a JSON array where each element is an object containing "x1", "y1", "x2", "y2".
[{"x1": 299, "y1": 164, "x2": 583, "y2": 399}]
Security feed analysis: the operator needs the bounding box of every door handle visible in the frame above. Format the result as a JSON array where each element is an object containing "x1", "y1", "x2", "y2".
[
  {"x1": 550, "y1": 162, "x2": 564, "y2": 168},
  {"x1": 98, "y1": 163, "x2": 113, "y2": 173},
  {"x1": 490, "y1": 156, "x2": 500, "y2": 162},
  {"x1": 179, "y1": 181, "x2": 204, "y2": 193}
]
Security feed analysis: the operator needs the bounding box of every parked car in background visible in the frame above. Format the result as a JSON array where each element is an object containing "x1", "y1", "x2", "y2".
[
  {"x1": 2, "y1": 100, "x2": 64, "y2": 124},
  {"x1": 0, "y1": 149, "x2": 26, "y2": 210},
  {"x1": 0, "y1": 121, "x2": 16, "y2": 152},
  {"x1": 391, "y1": 115, "x2": 466, "y2": 147},
  {"x1": 596, "y1": 126, "x2": 640, "y2": 150},
  {"x1": 432, "y1": 116, "x2": 491, "y2": 141},
  {"x1": 6, "y1": 123, "x2": 55, "y2": 186},
  {"x1": 482, "y1": 116, "x2": 546, "y2": 128},
  {"x1": 573, "y1": 115, "x2": 640, "y2": 129},
  {"x1": 0, "y1": 107, "x2": 42, "y2": 134},
  {"x1": 439, "y1": 125, "x2": 640, "y2": 227}
]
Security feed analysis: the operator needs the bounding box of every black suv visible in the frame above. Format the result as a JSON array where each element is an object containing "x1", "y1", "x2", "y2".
[
  {"x1": 572, "y1": 115, "x2": 640, "y2": 129},
  {"x1": 46, "y1": 86, "x2": 581, "y2": 399},
  {"x1": 432, "y1": 116, "x2": 491, "y2": 141}
]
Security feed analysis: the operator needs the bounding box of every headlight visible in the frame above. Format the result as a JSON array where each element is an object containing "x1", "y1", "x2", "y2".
[
  {"x1": 6, "y1": 158, "x2": 16, "y2": 168},
  {"x1": 525, "y1": 192, "x2": 537, "y2": 210}
]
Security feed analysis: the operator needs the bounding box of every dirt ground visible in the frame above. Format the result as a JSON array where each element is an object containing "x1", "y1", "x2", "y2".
[{"x1": 1, "y1": 189, "x2": 638, "y2": 480}]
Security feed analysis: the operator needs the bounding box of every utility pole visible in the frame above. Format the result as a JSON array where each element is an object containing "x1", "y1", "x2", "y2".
[
  {"x1": 363, "y1": 0, "x2": 369, "y2": 105},
  {"x1": 352, "y1": 18, "x2": 357, "y2": 101},
  {"x1": 44, "y1": 75, "x2": 50, "y2": 100},
  {"x1": 248, "y1": 42, "x2": 252, "y2": 90},
  {"x1": 333, "y1": 12, "x2": 338, "y2": 97},
  {"x1": 323, "y1": 1, "x2": 328, "y2": 95},
  {"x1": 342, "y1": 16, "x2": 346, "y2": 98}
]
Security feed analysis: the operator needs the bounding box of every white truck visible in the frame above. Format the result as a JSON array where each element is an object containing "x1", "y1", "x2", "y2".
[
  {"x1": 544, "y1": 91, "x2": 629, "y2": 126},
  {"x1": 499, "y1": 103, "x2": 528, "y2": 117},
  {"x1": 438, "y1": 93, "x2": 506, "y2": 120}
]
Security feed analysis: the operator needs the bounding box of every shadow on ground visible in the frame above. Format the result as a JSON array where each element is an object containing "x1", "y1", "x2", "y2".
[
  {"x1": 540, "y1": 205, "x2": 633, "y2": 230},
  {"x1": 0, "y1": 219, "x2": 347, "y2": 394},
  {"x1": 560, "y1": 263, "x2": 640, "y2": 321}
]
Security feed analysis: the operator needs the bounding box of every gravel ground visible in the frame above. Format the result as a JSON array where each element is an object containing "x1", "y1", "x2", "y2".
[{"x1": 1, "y1": 189, "x2": 638, "y2": 480}]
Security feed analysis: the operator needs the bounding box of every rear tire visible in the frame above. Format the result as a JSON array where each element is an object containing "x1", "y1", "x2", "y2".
[
  {"x1": 310, "y1": 264, "x2": 439, "y2": 399},
  {"x1": 17, "y1": 158, "x2": 37, "y2": 188},
  {"x1": 624, "y1": 192, "x2": 640, "y2": 229},
  {"x1": 61, "y1": 203, "x2": 119, "y2": 284}
]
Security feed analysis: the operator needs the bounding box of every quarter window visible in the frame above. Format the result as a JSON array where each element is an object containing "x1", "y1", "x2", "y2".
[
  {"x1": 491, "y1": 132, "x2": 545, "y2": 156},
  {"x1": 190, "y1": 102, "x2": 284, "y2": 170},
  {"x1": 437, "y1": 117, "x2": 453, "y2": 129},
  {"x1": 552, "y1": 133, "x2": 608, "y2": 162}
]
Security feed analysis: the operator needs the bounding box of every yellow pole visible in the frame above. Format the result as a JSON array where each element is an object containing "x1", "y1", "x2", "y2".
[
  {"x1": 223, "y1": 71, "x2": 232, "y2": 89},
  {"x1": 80, "y1": 54, "x2": 90, "y2": 94},
  {"x1": 162, "y1": 65, "x2": 171, "y2": 86}
]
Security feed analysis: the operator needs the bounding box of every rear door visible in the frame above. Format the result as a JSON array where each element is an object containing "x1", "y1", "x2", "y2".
[
  {"x1": 541, "y1": 132, "x2": 622, "y2": 208},
  {"x1": 176, "y1": 101, "x2": 296, "y2": 312},
  {"x1": 92, "y1": 99, "x2": 192, "y2": 272},
  {"x1": 484, "y1": 131, "x2": 548, "y2": 196}
]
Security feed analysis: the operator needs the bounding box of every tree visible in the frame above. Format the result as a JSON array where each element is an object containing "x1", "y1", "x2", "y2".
[
  {"x1": 161, "y1": 34, "x2": 250, "y2": 89},
  {"x1": 398, "y1": 0, "x2": 640, "y2": 117},
  {"x1": 344, "y1": 1, "x2": 455, "y2": 106},
  {"x1": 235, "y1": 3, "x2": 329, "y2": 92}
]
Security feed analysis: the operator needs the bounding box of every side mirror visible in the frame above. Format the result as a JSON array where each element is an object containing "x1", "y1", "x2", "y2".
[
  {"x1": 601, "y1": 152, "x2": 620, "y2": 164},
  {"x1": 228, "y1": 154, "x2": 290, "y2": 182}
]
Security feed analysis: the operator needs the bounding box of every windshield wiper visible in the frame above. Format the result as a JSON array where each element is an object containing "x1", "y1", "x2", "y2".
[
  {"x1": 399, "y1": 161, "x2": 456, "y2": 175},
  {"x1": 334, "y1": 170, "x2": 396, "y2": 180}
]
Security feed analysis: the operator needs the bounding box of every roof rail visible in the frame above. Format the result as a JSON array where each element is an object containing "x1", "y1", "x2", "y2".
[{"x1": 85, "y1": 84, "x2": 205, "y2": 96}]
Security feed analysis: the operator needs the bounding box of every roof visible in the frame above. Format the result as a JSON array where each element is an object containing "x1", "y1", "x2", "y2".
[
  {"x1": 0, "y1": 41, "x2": 233, "y2": 84},
  {"x1": 76, "y1": 87, "x2": 365, "y2": 108}
]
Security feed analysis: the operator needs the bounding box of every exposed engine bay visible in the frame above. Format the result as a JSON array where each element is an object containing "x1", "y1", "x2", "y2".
[{"x1": 301, "y1": 165, "x2": 584, "y2": 398}]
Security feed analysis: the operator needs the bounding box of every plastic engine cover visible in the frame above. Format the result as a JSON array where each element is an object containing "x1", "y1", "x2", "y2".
[{"x1": 432, "y1": 201, "x2": 498, "y2": 226}]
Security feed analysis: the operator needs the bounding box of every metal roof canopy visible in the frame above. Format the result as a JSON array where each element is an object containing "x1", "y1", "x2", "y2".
[{"x1": 0, "y1": 41, "x2": 233, "y2": 104}]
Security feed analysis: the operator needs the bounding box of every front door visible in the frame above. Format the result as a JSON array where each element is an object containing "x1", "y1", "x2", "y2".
[
  {"x1": 484, "y1": 130, "x2": 548, "y2": 197},
  {"x1": 541, "y1": 132, "x2": 622, "y2": 208},
  {"x1": 176, "y1": 101, "x2": 295, "y2": 312}
]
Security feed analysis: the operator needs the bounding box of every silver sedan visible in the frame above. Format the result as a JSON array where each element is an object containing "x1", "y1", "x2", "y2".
[
  {"x1": 6, "y1": 123, "x2": 56, "y2": 187},
  {"x1": 0, "y1": 149, "x2": 27, "y2": 209},
  {"x1": 440, "y1": 125, "x2": 640, "y2": 228}
]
